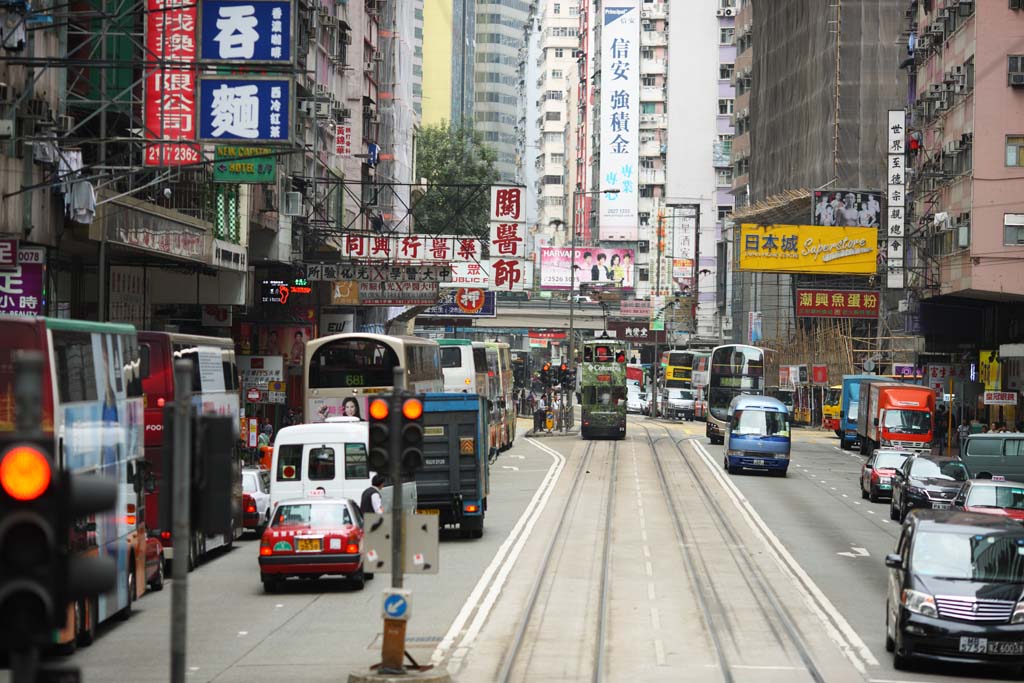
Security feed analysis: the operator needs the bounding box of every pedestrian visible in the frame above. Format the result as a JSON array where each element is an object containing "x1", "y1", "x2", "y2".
[
  {"x1": 956, "y1": 420, "x2": 970, "y2": 453},
  {"x1": 934, "y1": 409, "x2": 947, "y2": 455},
  {"x1": 534, "y1": 393, "x2": 547, "y2": 433},
  {"x1": 360, "y1": 474, "x2": 386, "y2": 515},
  {"x1": 982, "y1": 424, "x2": 990, "y2": 434},
  {"x1": 261, "y1": 417, "x2": 273, "y2": 438},
  {"x1": 549, "y1": 394, "x2": 561, "y2": 433}
]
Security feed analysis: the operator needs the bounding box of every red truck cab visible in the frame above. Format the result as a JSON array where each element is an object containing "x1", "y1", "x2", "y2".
[{"x1": 856, "y1": 381, "x2": 934, "y2": 455}]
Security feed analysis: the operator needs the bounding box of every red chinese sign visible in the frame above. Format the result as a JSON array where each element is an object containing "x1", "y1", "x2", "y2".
[
  {"x1": 795, "y1": 289, "x2": 880, "y2": 319},
  {"x1": 490, "y1": 258, "x2": 525, "y2": 292},
  {"x1": 490, "y1": 186, "x2": 525, "y2": 222},
  {"x1": 335, "y1": 124, "x2": 352, "y2": 157},
  {"x1": 489, "y1": 221, "x2": 525, "y2": 258},
  {"x1": 143, "y1": 0, "x2": 199, "y2": 166}
]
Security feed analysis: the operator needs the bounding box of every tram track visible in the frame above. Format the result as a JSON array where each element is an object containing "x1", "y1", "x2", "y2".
[
  {"x1": 640, "y1": 423, "x2": 826, "y2": 683},
  {"x1": 497, "y1": 438, "x2": 618, "y2": 683}
]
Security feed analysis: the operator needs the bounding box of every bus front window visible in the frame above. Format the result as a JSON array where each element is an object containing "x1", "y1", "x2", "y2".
[{"x1": 731, "y1": 410, "x2": 790, "y2": 438}]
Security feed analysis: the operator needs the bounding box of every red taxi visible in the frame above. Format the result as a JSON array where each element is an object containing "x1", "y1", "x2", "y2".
[
  {"x1": 258, "y1": 498, "x2": 366, "y2": 592},
  {"x1": 860, "y1": 449, "x2": 910, "y2": 502},
  {"x1": 953, "y1": 479, "x2": 1024, "y2": 522}
]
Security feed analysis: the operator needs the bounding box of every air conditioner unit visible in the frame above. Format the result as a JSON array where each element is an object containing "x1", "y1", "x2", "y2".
[
  {"x1": 917, "y1": 36, "x2": 931, "y2": 50},
  {"x1": 954, "y1": 83, "x2": 967, "y2": 94},
  {"x1": 363, "y1": 61, "x2": 375, "y2": 73},
  {"x1": 299, "y1": 100, "x2": 314, "y2": 116},
  {"x1": 283, "y1": 191, "x2": 303, "y2": 216},
  {"x1": 951, "y1": 65, "x2": 965, "y2": 76},
  {"x1": 943, "y1": 81, "x2": 955, "y2": 92},
  {"x1": 315, "y1": 101, "x2": 331, "y2": 117},
  {"x1": 928, "y1": 83, "x2": 943, "y2": 94},
  {"x1": 723, "y1": 7, "x2": 734, "y2": 16},
  {"x1": 56, "y1": 115, "x2": 74, "y2": 133},
  {"x1": 961, "y1": 132, "x2": 974, "y2": 145},
  {"x1": 716, "y1": 9, "x2": 725, "y2": 16},
  {"x1": 314, "y1": 84, "x2": 329, "y2": 97},
  {"x1": 944, "y1": 140, "x2": 961, "y2": 154},
  {"x1": 640, "y1": 10, "x2": 651, "y2": 18},
  {"x1": 936, "y1": 96, "x2": 950, "y2": 111},
  {"x1": 320, "y1": 14, "x2": 336, "y2": 27},
  {"x1": 957, "y1": 0, "x2": 974, "y2": 14},
  {"x1": 333, "y1": 106, "x2": 351, "y2": 120},
  {"x1": 928, "y1": 22, "x2": 944, "y2": 34},
  {"x1": 0, "y1": 82, "x2": 9, "y2": 103},
  {"x1": 1009, "y1": 71, "x2": 1024, "y2": 87}
]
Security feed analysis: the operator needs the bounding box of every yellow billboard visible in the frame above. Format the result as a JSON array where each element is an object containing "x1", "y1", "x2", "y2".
[{"x1": 738, "y1": 224, "x2": 879, "y2": 275}]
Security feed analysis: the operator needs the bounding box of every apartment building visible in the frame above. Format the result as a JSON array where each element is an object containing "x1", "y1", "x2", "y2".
[{"x1": 420, "y1": 0, "x2": 476, "y2": 127}]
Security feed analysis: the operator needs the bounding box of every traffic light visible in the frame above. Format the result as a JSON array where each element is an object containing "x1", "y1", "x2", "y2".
[
  {"x1": 0, "y1": 438, "x2": 116, "y2": 648},
  {"x1": 541, "y1": 363, "x2": 551, "y2": 386},
  {"x1": 368, "y1": 398, "x2": 391, "y2": 472},
  {"x1": 399, "y1": 396, "x2": 425, "y2": 473},
  {"x1": 559, "y1": 363, "x2": 569, "y2": 387}
]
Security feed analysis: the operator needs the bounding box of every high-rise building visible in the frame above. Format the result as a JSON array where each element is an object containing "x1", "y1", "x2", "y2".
[
  {"x1": 475, "y1": 1, "x2": 532, "y2": 181},
  {"x1": 421, "y1": 0, "x2": 476, "y2": 127}
]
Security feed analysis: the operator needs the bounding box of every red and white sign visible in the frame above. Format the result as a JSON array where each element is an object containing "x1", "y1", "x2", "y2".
[
  {"x1": 984, "y1": 390, "x2": 1018, "y2": 406},
  {"x1": 335, "y1": 124, "x2": 352, "y2": 157},
  {"x1": 490, "y1": 258, "x2": 526, "y2": 292},
  {"x1": 925, "y1": 364, "x2": 969, "y2": 396},
  {"x1": 619, "y1": 300, "x2": 650, "y2": 317},
  {"x1": 812, "y1": 364, "x2": 828, "y2": 384},
  {"x1": 489, "y1": 221, "x2": 526, "y2": 258},
  {"x1": 246, "y1": 388, "x2": 262, "y2": 402},
  {"x1": 489, "y1": 186, "x2": 525, "y2": 222},
  {"x1": 143, "y1": 0, "x2": 199, "y2": 166},
  {"x1": 445, "y1": 262, "x2": 490, "y2": 288}
]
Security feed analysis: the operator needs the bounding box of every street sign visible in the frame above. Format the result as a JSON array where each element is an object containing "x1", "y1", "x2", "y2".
[
  {"x1": 213, "y1": 146, "x2": 276, "y2": 183},
  {"x1": 362, "y1": 512, "x2": 439, "y2": 574},
  {"x1": 382, "y1": 589, "x2": 411, "y2": 621},
  {"x1": 246, "y1": 388, "x2": 261, "y2": 402}
]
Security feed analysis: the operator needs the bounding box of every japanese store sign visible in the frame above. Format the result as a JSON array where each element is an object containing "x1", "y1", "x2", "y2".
[
  {"x1": 984, "y1": 391, "x2": 1018, "y2": 406},
  {"x1": 199, "y1": 0, "x2": 292, "y2": 62},
  {"x1": 213, "y1": 145, "x2": 276, "y2": 183},
  {"x1": 143, "y1": 0, "x2": 200, "y2": 166},
  {"x1": 886, "y1": 109, "x2": 905, "y2": 289},
  {"x1": 539, "y1": 247, "x2": 635, "y2": 289},
  {"x1": 197, "y1": 77, "x2": 291, "y2": 143},
  {"x1": 795, "y1": 289, "x2": 880, "y2": 319},
  {"x1": 0, "y1": 247, "x2": 45, "y2": 316},
  {"x1": 738, "y1": 224, "x2": 878, "y2": 275},
  {"x1": 599, "y1": 2, "x2": 639, "y2": 241},
  {"x1": 421, "y1": 288, "x2": 497, "y2": 318}
]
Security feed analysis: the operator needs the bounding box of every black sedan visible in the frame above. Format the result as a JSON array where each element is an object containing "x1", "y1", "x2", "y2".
[
  {"x1": 885, "y1": 511, "x2": 1024, "y2": 673},
  {"x1": 890, "y1": 455, "x2": 969, "y2": 523}
]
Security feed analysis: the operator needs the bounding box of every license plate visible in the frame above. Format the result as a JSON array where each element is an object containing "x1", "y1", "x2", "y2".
[
  {"x1": 880, "y1": 484, "x2": 891, "y2": 490},
  {"x1": 960, "y1": 637, "x2": 987, "y2": 654},
  {"x1": 419, "y1": 509, "x2": 440, "y2": 515},
  {"x1": 752, "y1": 459, "x2": 765, "y2": 466},
  {"x1": 988, "y1": 641, "x2": 1024, "y2": 656},
  {"x1": 296, "y1": 538, "x2": 322, "y2": 552},
  {"x1": 932, "y1": 502, "x2": 951, "y2": 510}
]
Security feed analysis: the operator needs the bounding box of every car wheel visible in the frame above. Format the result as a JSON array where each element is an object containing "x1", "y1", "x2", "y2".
[
  {"x1": 723, "y1": 457, "x2": 729, "y2": 471},
  {"x1": 889, "y1": 497, "x2": 900, "y2": 521},
  {"x1": 150, "y1": 554, "x2": 165, "y2": 591},
  {"x1": 727, "y1": 465, "x2": 740, "y2": 475},
  {"x1": 885, "y1": 607, "x2": 895, "y2": 653},
  {"x1": 860, "y1": 481, "x2": 869, "y2": 499},
  {"x1": 840, "y1": 439, "x2": 851, "y2": 451},
  {"x1": 869, "y1": 486, "x2": 879, "y2": 503},
  {"x1": 772, "y1": 469, "x2": 787, "y2": 478},
  {"x1": 261, "y1": 576, "x2": 279, "y2": 593},
  {"x1": 77, "y1": 597, "x2": 98, "y2": 646},
  {"x1": 898, "y1": 500, "x2": 907, "y2": 523},
  {"x1": 349, "y1": 565, "x2": 366, "y2": 590},
  {"x1": 117, "y1": 560, "x2": 135, "y2": 620},
  {"x1": 365, "y1": 572, "x2": 374, "y2": 580}
]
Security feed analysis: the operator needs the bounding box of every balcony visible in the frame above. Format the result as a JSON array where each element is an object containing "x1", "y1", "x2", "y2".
[
  {"x1": 713, "y1": 141, "x2": 732, "y2": 167},
  {"x1": 639, "y1": 169, "x2": 666, "y2": 185},
  {"x1": 640, "y1": 58, "x2": 667, "y2": 75},
  {"x1": 639, "y1": 113, "x2": 667, "y2": 128},
  {"x1": 641, "y1": 30, "x2": 667, "y2": 47},
  {"x1": 639, "y1": 139, "x2": 666, "y2": 157},
  {"x1": 641, "y1": 85, "x2": 666, "y2": 101},
  {"x1": 640, "y1": 3, "x2": 667, "y2": 19}
]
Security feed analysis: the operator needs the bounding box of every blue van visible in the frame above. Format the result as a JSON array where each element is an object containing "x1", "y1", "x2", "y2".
[{"x1": 723, "y1": 395, "x2": 791, "y2": 476}]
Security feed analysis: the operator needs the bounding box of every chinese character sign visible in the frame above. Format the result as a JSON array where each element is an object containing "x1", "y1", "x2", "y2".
[
  {"x1": 795, "y1": 289, "x2": 880, "y2": 319},
  {"x1": 738, "y1": 224, "x2": 878, "y2": 275},
  {"x1": 599, "y1": 2, "x2": 639, "y2": 241},
  {"x1": 489, "y1": 186, "x2": 525, "y2": 222},
  {"x1": 420, "y1": 288, "x2": 497, "y2": 318},
  {"x1": 489, "y1": 258, "x2": 526, "y2": 292},
  {"x1": 886, "y1": 109, "x2": 906, "y2": 289},
  {"x1": 335, "y1": 124, "x2": 352, "y2": 157},
  {"x1": 200, "y1": 0, "x2": 292, "y2": 62},
  {"x1": 198, "y1": 77, "x2": 291, "y2": 142},
  {"x1": 0, "y1": 238, "x2": 17, "y2": 268},
  {"x1": 144, "y1": 0, "x2": 200, "y2": 166},
  {"x1": 489, "y1": 221, "x2": 526, "y2": 258},
  {"x1": 0, "y1": 247, "x2": 45, "y2": 316},
  {"x1": 539, "y1": 246, "x2": 635, "y2": 289}
]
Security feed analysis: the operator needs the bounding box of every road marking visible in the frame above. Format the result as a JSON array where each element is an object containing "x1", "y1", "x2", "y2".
[
  {"x1": 830, "y1": 487, "x2": 837, "y2": 491},
  {"x1": 432, "y1": 436, "x2": 565, "y2": 668},
  {"x1": 733, "y1": 665, "x2": 806, "y2": 671},
  {"x1": 642, "y1": 545, "x2": 651, "y2": 558},
  {"x1": 641, "y1": 529, "x2": 648, "y2": 542},
  {"x1": 841, "y1": 494, "x2": 848, "y2": 498},
  {"x1": 837, "y1": 547, "x2": 870, "y2": 558},
  {"x1": 647, "y1": 582, "x2": 656, "y2": 600},
  {"x1": 650, "y1": 606, "x2": 661, "y2": 629},
  {"x1": 645, "y1": 561, "x2": 653, "y2": 577},
  {"x1": 501, "y1": 465, "x2": 519, "y2": 471},
  {"x1": 275, "y1": 603, "x2": 283, "y2": 608},
  {"x1": 654, "y1": 639, "x2": 666, "y2": 665},
  {"x1": 690, "y1": 439, "x2": 878, "y2": 671},
  {"x1": 237, "y1": 630, "x2": 248, "y2": 637},
  {"x1": 867, "y1": 510, "x2": 875, "y2": 515},
  {"x1": 882, "y1": 520, "x2": 890, "y2": 524}
]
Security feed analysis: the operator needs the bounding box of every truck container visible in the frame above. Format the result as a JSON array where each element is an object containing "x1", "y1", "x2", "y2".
[
  {"x1": 856, "y1": 381, "x2": 934, "y2": 454},
  {"x1": 416, "y1": 393, "x2": 490, "y2": 538},
  {"x1": 839, "y1": 374, "x2": 883, "y2": 449}
]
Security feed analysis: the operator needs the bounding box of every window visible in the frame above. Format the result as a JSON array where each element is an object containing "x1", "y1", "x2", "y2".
[
  {"x1": 641, "y1": 102, "x2": 656, "y2": 114},
  {"x1": 718, "y1": 98, "x2": 734, "y2": 115},
  {"x1": 720, "y1": 27, "x2": 734, "y2": 45},
  {"x1": 276, "y1": 444, "x2": 303, "y2": 481},
  {"x1": 344, "y1": 443, "x2": 369, "y2": 479},
  {"x1": 1005, "y1": 214, "x2": 1024, "y2": 245},
  {"x1": 642, "y1": 76, "x2": 657, "y2": 86},
  {"x1": 553, "y1": 3, "x2": 560, "y2": 13},
  {"x1": 551, "y1": 69, "x2": 563, "y2": 79},
  {"x1": 52, "y1": 331, "x2": 98, "y2": 403},
  {"x1": 554, "y1": 48, "x2": 564, "y2": 58},
  {"x1": 1007, "y1": 136, "x2": 1024, "y2": 166},
  {"x1": 716, "y1": 169, "x2": 733, "y2": 186},
  {"x1": 308, "y1": 447, "x2": 336, "y2": 480},
  {"x1": 719, "y1": 63, "x2": 734, "y2": 80},
  {"x1": 640, "y1": 158, "x2": 655, "y2": 169},
  {"x1": 638, "y1": 267, "x2": 649, "y2": 282},
  {"x1": 717, "y1": 206, "x2": 733, "y2": 220},
  {"x1": 641, "y1": 47, "x2": 654, "y2": 59}
]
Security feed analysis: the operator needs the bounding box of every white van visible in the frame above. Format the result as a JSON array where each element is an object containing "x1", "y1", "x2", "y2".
[{"x1": 269, "y1": 418, "x2": 372, "y2": 511}]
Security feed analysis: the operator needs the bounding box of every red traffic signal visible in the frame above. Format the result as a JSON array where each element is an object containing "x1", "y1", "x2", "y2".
[
  {"x1": 0, "y1": 445, "x2": 51, "y2": 501},
  {"x1": 369, "y1": 398, "x2": 389, "y2": 420}
]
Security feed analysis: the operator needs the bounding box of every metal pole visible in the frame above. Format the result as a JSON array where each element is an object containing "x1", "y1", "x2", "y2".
[
  {"x1": 391, "y1": 365, "x2": 405, "y2": 591},
  {"x1": 692, "y1": 203, "x2": 701, "y2": 335},
  {"x1": 565, "y1": 189, "x2": 578, "y2": 431},
  {"x1": 170, "y1": 360, "x2": 193, "y2": 683},
  {"x1": 652, "y1": 211, "x2": 663, "y2": 419}
]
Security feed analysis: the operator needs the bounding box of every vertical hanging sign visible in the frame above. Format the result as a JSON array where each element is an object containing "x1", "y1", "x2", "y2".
[
  {"x1": 488, "y1": 186, "x2": 528, "y2": 291},
  {"x1": 886, "y1": 110, "x2": 906, "y2": 289},
  {"x1": 144, "y1": 0, "x2": 200, "y2": 166},
  {"x1": 599, "y1": 2, "x2": 640, "y2": 241}
]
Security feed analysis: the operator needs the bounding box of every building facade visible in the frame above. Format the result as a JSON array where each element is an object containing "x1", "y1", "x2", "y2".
[{"x1": 421, "y1": 0, "x2": 476, "y2": 127}]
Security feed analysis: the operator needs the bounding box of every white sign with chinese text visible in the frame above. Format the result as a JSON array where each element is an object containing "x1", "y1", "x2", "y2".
[
  {"x1": 489, "y1": 258, "x2": 526, "y2": 292},
  {"x1": 444, "y1": 261, "x2": 491, "y2": 288},
  {"x1": 887, "y1": 109, "x2": 905, "y2": 289},
  {"x1": 984, "y1": 390, "x2": 1018, "y2": 406},
  {"x1": 489, "y1": 221, "x2": 526, "y2": 258},
  {"x1": 599, "y1": 2, "x2": 640, "y2": 241},
  {"x1": 489, "y1": 186, "x2": 526, "y2": 223}
]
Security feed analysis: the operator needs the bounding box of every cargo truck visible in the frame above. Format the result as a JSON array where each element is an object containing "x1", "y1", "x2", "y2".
[
  {"x1": 839, "y1": 374, "x2": 881, "y2": 450},
  {"x1": 855, "y1": 381, "x2": 935, "y2": 455}
]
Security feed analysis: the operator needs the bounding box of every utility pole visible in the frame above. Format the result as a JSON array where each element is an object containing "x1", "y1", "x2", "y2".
[{"x1": 651, "y1": 208, "x2": 665, "y2": 419}]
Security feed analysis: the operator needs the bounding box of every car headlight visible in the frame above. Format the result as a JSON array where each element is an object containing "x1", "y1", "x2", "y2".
[
  {"x1": 727, "y1": 449, "x2": 743, "y2": 457},
  {"x1": 902, "y1": 589, "x2": 937, "y2": 617},
  {"x1": 905, "y1": 486, "x2": 927, "y2": 497},
  {"x1": 1013, "y1": 602, "x2": 1024, "y2": 624}
]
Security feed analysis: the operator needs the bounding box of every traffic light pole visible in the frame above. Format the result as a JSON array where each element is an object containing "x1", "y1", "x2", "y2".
[
  {"x1": 381, "y1": 366, "x2": 406, "y2": 675},
  {"x1": 170, "y1": 360, "x2": 193, "y2": 683}
]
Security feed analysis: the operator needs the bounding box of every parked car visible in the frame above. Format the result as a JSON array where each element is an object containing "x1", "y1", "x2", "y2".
[
  {"x1": 959, "y1": 433, "x2": 1024, "y2": 482},
  {"x1": 953, "y1": 479, "x2": 1024, "y2": 521},
  {"x1": 662, "y1": 388, "x2": 695, "y2": 420},
  {"x1": 890, "y1": 455, "x2": 970, "y2": 522},
  {"x1": 258, "y1": 497, "x2": 367, "y2": 593},
  {"x1": 885, "y1": 511, "x2": 1024, "y2": 672},
  {"x1": 860, "y1": 450, "x2": 910, "y2": 502},
  {"x1": 242, "y1": 467, "x2": 271, "y2": 534}
]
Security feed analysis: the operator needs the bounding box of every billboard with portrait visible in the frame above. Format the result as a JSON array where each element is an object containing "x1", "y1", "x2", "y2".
[
  {"x1": 539, "y1": 247, "x2": 635, "y2": 290},
  {"x1": 812, "y1": 190, "x2": 882, "y2": 227},
  {"x1": 256, "y1": 325, "x2": 315, "y2": 367}
]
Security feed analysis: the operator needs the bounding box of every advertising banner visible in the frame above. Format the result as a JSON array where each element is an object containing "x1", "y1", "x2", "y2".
[
  {"x1": 812, "y1": 190, "x2": 882, "y2": 227},
  {"x1": 539, "y1": 246, "x2": 635, "y2": 289},
  {"x1": 886, "y1": 109, "x2": 906, "y2": 288},
  {"x1": 337, "y1": 235, "x2": 483, "y2": 262},
  {"x1": 489, "y1": 221, "x2": 526, "y2": 258},
  {"x1": 335, "y1": 124, "x2": 352, "y2": 157},
  {"x1": 812, "y1": 365, "x2": 828, "y2": 384},
  {"x1": 109, "y1": 266, "x2": 146, "y2": 328},
  {"x1": 421, "y1": 288, "x2": 497, "y2": 317},
  {"x1": 984, "y1": 391, "x2": 1018, "y2": 406},
  {"x1": 979, "y1": 351, "x2": 1001, "y2": 391},
  {"x1": 213, "y1": 145, "x2": 276, "y2": 183},
  {"x1": 619, "y1": 299, "x2": 650, "y2": 317},
  {"x1": 607, "y1": 321, "x2": 666, "y2": 344},
  {"x1": 238, "y1": 355, "x2": 284, "y2": 388},
  {"x1": 319, "y1": 312, "x2": 355, "y2": 335},
  {"x1": 358, "y1": 281, "x2": 440, "y2": 306},
  {"x1": 795, "y1": 289, "x2": 880, "y2": 319},
  {"x1": 197, "y1": 77, "x2": 291, "y2": 143},
  {"x1": 143, "y1": 0, "x2": 200, "y2": 166},
  {"x1": 444, "y1": 262, "x2": 490, "y2": 288},
  {"x1": 738, "y1": 224, "x2": 878, "y2": 275},
  {"x1": 0, "y1": 246, "x2": 45, "y2": 316},
  {"x1": 256, "y1": 326, "x2": 312, "y2": 366},
  {"x1": 748, "y1": 311, "x2": 762, "y2": 343},
  {"x1": 199, "y1": 0, "x2": 293, "y2": 62},
  {"x1": 598, "y1": 1, "x2": 639, "y2": 241}
]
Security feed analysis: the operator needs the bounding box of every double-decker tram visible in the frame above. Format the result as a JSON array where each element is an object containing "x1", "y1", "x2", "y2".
[
  {"x1": 706, "y1": 344, "x2": 776, "y2": 445},
  {"x1": 304, "y1": 334, "x2": 442, "y2": 421},
  {"x1": 578, "y1": 340, "x2": 628, "y2": 440}
]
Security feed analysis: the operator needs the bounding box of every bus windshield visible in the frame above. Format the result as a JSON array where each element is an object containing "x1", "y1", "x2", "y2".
[
  {"x1": 731, "y1": 409, "x2": 790, "y2": 438},
  {"x1": 308, "y1": 339, "x2": 399, "y2": 388}
]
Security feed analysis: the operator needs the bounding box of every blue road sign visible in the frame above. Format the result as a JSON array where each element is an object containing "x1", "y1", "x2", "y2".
[{"x1": 383, "y1": 593, "x2": 408, "y2": 620}]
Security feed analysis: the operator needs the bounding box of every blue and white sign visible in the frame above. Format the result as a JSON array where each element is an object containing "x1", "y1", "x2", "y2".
[
  {"x1": 599, "y1": 2, "x2": 639, "y2": 241},
  {"x1": 382, "y1": 590, "x2": 410, "y2": 621},
  {"x1": 198, "y1": 77, "x2": 291, "y2": 143},
  {"x1": 200, "y1": 0, "x2": 292, "y2": 62}
]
